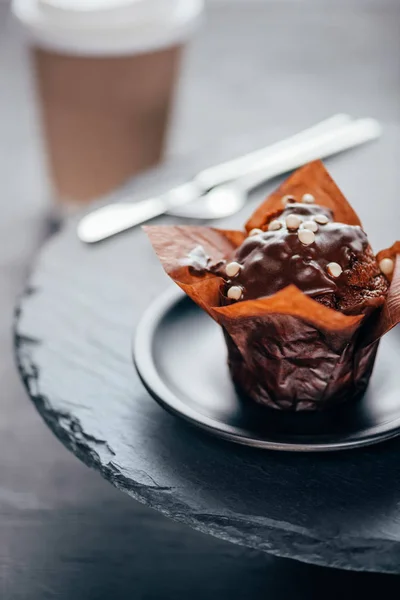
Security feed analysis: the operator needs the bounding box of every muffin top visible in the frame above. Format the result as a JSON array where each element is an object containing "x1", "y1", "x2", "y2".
[{"x1": 215, "y1": 196, "x2": 389, "y2": 314}]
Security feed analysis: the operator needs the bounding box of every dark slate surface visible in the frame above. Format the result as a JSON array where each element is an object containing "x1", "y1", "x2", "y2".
[
  {"x1": 14, "y1": 0, "x2": 400, "y2": 574},
  {"x1": 15, "y1": 204, "x2": 400, "y2": 573},
  {"x1": 4, "y1": 0, "x2": 400, "y2": 596}
]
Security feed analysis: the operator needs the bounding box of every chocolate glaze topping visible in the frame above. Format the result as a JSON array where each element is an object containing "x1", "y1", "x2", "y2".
[
  {"x1": 231, "y1": 203, "x2": 367, "y2": 300},
  {"x1": 187, "y1": 201, "x2": 388, "y2": 313}
]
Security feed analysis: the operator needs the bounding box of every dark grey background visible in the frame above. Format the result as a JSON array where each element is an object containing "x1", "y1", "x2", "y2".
[{"x1": 2, "y1": 0, "x2": 400, "y2": 598}]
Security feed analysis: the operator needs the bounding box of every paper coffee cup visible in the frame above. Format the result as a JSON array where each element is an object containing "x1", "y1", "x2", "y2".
[{"x1": 12, "y1": 0, "x2": 204, "y2": 204}]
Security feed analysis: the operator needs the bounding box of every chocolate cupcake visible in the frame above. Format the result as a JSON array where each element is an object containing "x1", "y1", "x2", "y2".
[{"x1": 145, "y1": 161, "x2": 400, "y2": 411}]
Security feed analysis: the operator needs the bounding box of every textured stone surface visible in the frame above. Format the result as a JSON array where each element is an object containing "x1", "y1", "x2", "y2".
[
  {"x1": 9, "y1": 0, "x2": 400, "y2": 583},
  {"x1": 15, "y1": 190, "x2": 400, "y2": 573}
]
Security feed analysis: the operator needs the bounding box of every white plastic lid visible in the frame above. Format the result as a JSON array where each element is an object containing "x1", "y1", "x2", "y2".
[{"x1": 12, "y1": 0, "x2": 204, "y2": 56}]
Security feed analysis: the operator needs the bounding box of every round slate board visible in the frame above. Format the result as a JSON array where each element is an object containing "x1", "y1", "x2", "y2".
[{"x1": 14, "y1": 182, "x2": 400, "y2": 574}]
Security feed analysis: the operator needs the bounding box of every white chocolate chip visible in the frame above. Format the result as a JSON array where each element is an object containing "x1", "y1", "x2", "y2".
[
  {"x1": 227, "y1": 286, "x2": 243, "y2": 301},
  {"x1": 298, "y1": 229, "x2": 315, "y2": 245},
  {"x1": 268, "y1": 220, "x2": 282, "y2": 231},
  {"x1": 379, "y1": 257, "x2": 394, "y2": 276},
  {"x1": 282, "y1": 194, "x2": 296, "y2": 206},
  {"x1": 314, "y1": 214, "x2": 329, "y2": 225},
  {"x1": 302, "y1": 220, "x2": 318, "y2": 232},
  {"x1": 327, "y1": 262, "x2": 343, "y2": 278},
  {"x1": 302, "y1": 193, "x2": 315, "y2": 204},
  {"x1": 285, "y1": 214, "x2": 302, "y2": 231},
  {"x1": 248, "y1": 228, "x2": 263, "y2": 236},
  {"x1": 225, "y1": 261, "x2": 241, "y2": 278}
]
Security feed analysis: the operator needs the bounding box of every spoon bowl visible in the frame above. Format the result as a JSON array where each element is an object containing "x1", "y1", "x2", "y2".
[{"x1": 168, "y1": 184, "x2": 246, "y2": 220}]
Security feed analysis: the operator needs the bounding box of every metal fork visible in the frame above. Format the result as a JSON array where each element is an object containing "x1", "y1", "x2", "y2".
[{"x1": 77, "y1": 115, "x2": 380, "y2": 243}]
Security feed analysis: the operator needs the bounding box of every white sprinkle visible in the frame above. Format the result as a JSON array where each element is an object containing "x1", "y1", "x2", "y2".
[
  {"x1": 298, "y1": 229, "x2": 315, "y2": 245},
  {"x1": 227, "y1": 286, "x2": 243, "y2": 301},
  {"x1": 282, "y1": 194, "x2": 296, "y2": 206},
  {"x1": 327, "y1": 262, "x2": 343, "y2": 278},
  {"x1": 379, "y1": 257, "x2": 394, "y2": 276},
  {"x1": 314, "y1": 214, "x2": 329, "y2": 225},
  {"x1": 268, "y1": 220, "x2": 282, "y2": 231},
  {"x1": 225, "y1": 261, "x2": 241, "y2": 278},
  {"x1": 248, "y1": 228, "x2": 263, "y2": 237},
  {"x1": 302, "y1": 193, "x2": 315, "y2": 204},
  {"x1": 285, "y1": 214, "x2": 302, "y2": 231},
  {"x1": 302, "y1": 220, "x2": 318, "y2": 232}
]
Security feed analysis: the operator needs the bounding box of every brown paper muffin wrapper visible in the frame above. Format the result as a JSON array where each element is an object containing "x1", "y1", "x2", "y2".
[{"x1": 145, "y1": 161, "x2": 400, "y2": 411}]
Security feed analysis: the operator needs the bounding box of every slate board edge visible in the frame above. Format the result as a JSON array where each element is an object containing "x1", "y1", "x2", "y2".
[{"x1": 11, "y1": 273, "x2": 400, "y2": 574}]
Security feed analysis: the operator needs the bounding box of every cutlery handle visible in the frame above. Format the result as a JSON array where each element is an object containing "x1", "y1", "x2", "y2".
[
  {"x1": 77, "y1": 197, "x2": 166, "y2": 243},
  {"x1": 77, "y1": 182, "x2": 201, "y2": 243},
  {"x1": 240, "y1": 118, "x2": 382, "y2": 193},
  {"x1": 194, "y1": 113, "x2": 352, "y2": 190}
]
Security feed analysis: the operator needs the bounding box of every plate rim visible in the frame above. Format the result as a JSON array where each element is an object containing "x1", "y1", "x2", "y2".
[{"x1": 134, "y1": 287, "x2": 400, "y2": 452}]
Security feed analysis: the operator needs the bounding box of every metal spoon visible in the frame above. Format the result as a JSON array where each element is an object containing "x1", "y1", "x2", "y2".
[{"x1": 78, "y1": 117, "x2": 380, "y2": 243}]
